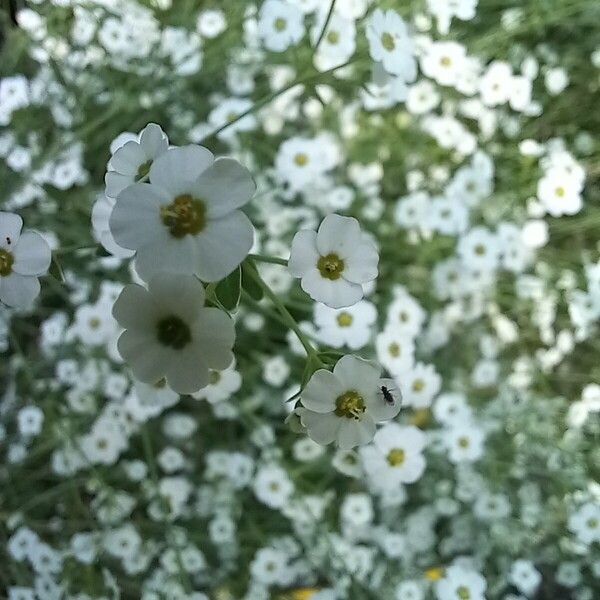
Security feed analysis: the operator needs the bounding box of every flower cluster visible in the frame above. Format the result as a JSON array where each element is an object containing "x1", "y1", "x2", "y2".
[{"x1": 1, "y1": 1, "x2": 600, "y2": 599}]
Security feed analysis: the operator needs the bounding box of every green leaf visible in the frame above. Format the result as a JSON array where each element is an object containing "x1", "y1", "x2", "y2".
[
  {"x1": 241, "y1": 260, "x2": 264, "y2": 301},
  {"x1": 215, "y1": 266, "x2": 242, "y2": 311},
  {"x1": 48, "y1": 255, "x2": 65, "y2": 283}
]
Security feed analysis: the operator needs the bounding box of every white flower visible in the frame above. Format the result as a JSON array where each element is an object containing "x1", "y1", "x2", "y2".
[
  {"x1": 311, "y1": 12, "x2": 356, "y2": 71},
  {"x1": 91, "y1": 194, "x2": 135, "y2": 259},
  {"x1": 258, "y1": 0, "x2": 304, "y2": 52},
  {"x1": 288, "y1": 214, "x2": 378, "y2": 308},
  {"x1": 435, "y1": 565, "x2": 486, "y2": 600},
  {"x1": 298, "y1": 355, "x2": 400, "y2": 450},
  {"x1": 0, "y1": 212, "x2": 51, "y2": 308},
  {"x1": 537, "y1": 168, "x2": 583, "y2": 217},
  {"x1": 398, "y1": 362, "x2": 441, "y2": 409},
  {"x1": 112, "y1": 274, "x2": 235, "y2": 394},
  {"x1": 314, "y1": 300, "x2": 377, "y2": 349},
  {"x1": 509, "y1": 559, "x2": 542, "y2": 596},
  {"x1": 105, "y1": 123, "x2": 169, "y2": 199},
  {"x1": 366, "y1": 9, "x2": 417, "y2": 80},
  {"x1": 109, "y1": 145, "x2": 255, "y2": 282},
  {"x1": 360, "y1": 423, "x2": 427, "y2": 489},
  {"x1": 445, "y1": 423, "x2": 485, "y2": 463},
  {"x1": 421, "y1": 41, "x2": 467, "y2": 87},
  {"x1": 192, "y1": 362, "x2": 242, "y2": 403},
  {"x1": 253, "y1": 464, "x2": 294, "y2": 509},
  {"x1": 568, "y1": 502, "x2": 600, "y2": 545}
]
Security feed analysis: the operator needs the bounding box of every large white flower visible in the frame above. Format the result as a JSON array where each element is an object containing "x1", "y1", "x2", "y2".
[
  {"x1": 298, "y1": 355, "x2": 400, "y2": 450},
  {"x1": 109, "y1": 145, "x2": 255, "y2": 282},
  {"x1": 105, "y1": 123, "x2": 169, "y2": 199},
  {"x1": 0, "y1": 212, "x2": 51, "y2": 308},
  {"x1": 112, "y1": 273, "x2": 235, "y2": 394},
  {"x1": 288, "y1": 214, "x2": 378, "y2": 308}
]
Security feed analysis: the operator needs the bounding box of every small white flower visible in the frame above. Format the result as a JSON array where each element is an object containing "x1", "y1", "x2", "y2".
[
  {"x1": 435, "y1": 565, "x2": 487, "y2": 600},
  {"x1": 109, "y1": 144, "x2": 256, "y2": 282},
  {"x1": 0, "y1": 212, "x2": 51, "y2": 308},
  {"x1": 298, "y1": 355, "x2": 400, "y2": 450},
  {"x1": 112, "y1": 273, "x2": 235, "y2": 394},
  {"x1": 366, "y1": 9, "x2": 417, "y2": 80},
  {"x1": 258, "y1": 0, "x2": 304, "y2": 52},
  {"x1": 568, "y1": 502, "x2": 600, "y2": 545},
  {"x1": 314, "y1": 300, "x2": 377, "y2": 350},
  {"x1": 360, "y1": 423, "x2": 427, "y2": 489},
  {"x1": 445, "y1": 423, "x2": 485, "y2": 463},
  {"x1": 288, "y1": 214, "x2": 378, "y2": 308},
  {"x1": 105, "y1": 123, "x2": 169, "y2": 199}
]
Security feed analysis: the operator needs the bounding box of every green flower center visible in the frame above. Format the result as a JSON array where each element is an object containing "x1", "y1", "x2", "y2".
[
  {"x1": 137, "y1": 159, "x2": 152, "y2": 180},
  {"x1": 381, "y1": 32, "x2": 395, "y2": 51},
  {"x1": 326, "y1": 30, "x2": 340, "y2": 44},
  {"x1": 388, "y1": 342, "x2": 401, "y2": 357},
  {"x1": 274, "y1": 17, "x2": 287, "y2": 31},
  {"x1": 336, "y1": 312, "x2": 353, "y2": 327},
  {"x1": 156, "y1": 315, "x2": 192, "y2": 350},
  {"x1": 317, "y1": 253, "x2": 345, "y2": 280},
  {"x1": 0, "y1": 248, "x2": 14, "y2": 276},
  {"x1": 335, "y1": 390, "x2": 365, "y2": 419},
  {"x1": 456, "y1": 586, "x2": 471, "y2": 600},
  {"x1": 587, "y1": 518, "x2": 598, "y2": 529},
  {"x1": 387, "y1": 448, "x2": 405, "y2": 467},
  {"x1": 458, "y1": 436, "x2": 470, "y2": 448},
  {"x1": 160, "y1": 194, "x2": 206, "y2": 238},
  {"x1": 474, "y1": 243, "x2": 486, "y2": 256},
  {"x1": 209, "y1": 370, "x2": 221, "y2": 385}
]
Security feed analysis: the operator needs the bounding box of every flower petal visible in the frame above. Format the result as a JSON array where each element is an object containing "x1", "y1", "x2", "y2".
[
  {"x1": 12, "y1": 231, "x2": 51, "y2": 276},
  {"x1": 301, "y1": 270, "x2": 363, "y2": 309},
  {"x1": 191, "y1": 307, "x2": 235, "y2": 370},
  {"x1": 148, "y1": 273, "x2": 205, "y2": 323},
  {"x1": 134, "y1": 234, "x2": 197, "y2": 282},
  {"x1": 109, "y1": 183, "x2": 165, "y2": 250},
  {"x1": 343, "y1": 240, "x2": 379, "y2": 284},
  {"x1": 333, "y1": 355, "x2": 380, "y2": 399},
  {"x1": 139, "y1": 123, "x2": 169, "y2": 158},
  {"x1": 0, "y1": 212, "x2": 23, "y2": 250},
  {"x1": 0, "y1": 273, "x2": 39, "y2": 308},
  {"x1": 165, "y1": 343, "x2": 210, "y2": 394},
  {"x1": 112, "y1": 284, "x2": 158, "y2": 330},
  {"x1": 299, "y1": 409, "x2": 340, "y2": 446},
  {"x1": 193, "y1": 211, "x2": 253, "y2": 282},
  {"x1": 301, "y1": 369, "x2": 343, "y2": 413},
  {"x1": 337, "y1": 416, "x2": 376, "y2": 450},
  {"x1": 193, "y1": 158, "x2": 256, "y2": 219},
  {"x1": 149, "y1": 145, "x2": 214, "y2": 196},
  {"x1": 288, "y1": 229, "x2": 319, "y2": 277},
  {"x1": 316, "y1": 214, "x2": 361, "y2": 258},
  {"x1": 117, "y1": 329, "x2": 167, "y2": 384}
]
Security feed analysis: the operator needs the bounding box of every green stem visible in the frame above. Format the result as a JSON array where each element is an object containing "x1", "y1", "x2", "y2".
[
  {"x1": 248, "y1": 253, "x2": 288, "y2": 267},
  {"x1": 314, "y1": 0, "x2": 338, "y2": 50},
  {"x1": 242, "y1": 263, "x2": 323, "y2": 365}
]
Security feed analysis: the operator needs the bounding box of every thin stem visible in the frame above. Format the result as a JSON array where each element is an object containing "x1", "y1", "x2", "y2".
[
  {"x1": 210, "y1": 58, "x2": 356, "y2": 138},
  {"x1": 242, "y1": 263, "x2": 323, "y2": 365},
  {"x1": 314, "y1": 0, "x2": 337, "y2": 51},
  {"x1": 248, "y1": 253, "x2": 288, "y2": 267}
]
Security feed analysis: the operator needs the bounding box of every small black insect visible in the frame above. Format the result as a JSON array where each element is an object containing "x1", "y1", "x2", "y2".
[{"x1": 379, "y1": 384, "x2": 401, "y2": 406}]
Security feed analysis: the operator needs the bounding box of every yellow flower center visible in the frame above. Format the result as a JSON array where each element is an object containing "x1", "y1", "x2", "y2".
[
  {"x1": 412, "y1": 379, "x2": 425, "y2": 392},
  {"x1": 381, "y1": 32, "x2": 395, "y2": 51},
  {"x1": 294, "y1": 152, "x2": 309, "y2": 166},
  {"x1": 326, "y1": 30, "x2": 340, "y2": 44},
  {"x1": 156, "y1": 315, "x2": 192, "y2": 350},
  {"x1": 160, "y1": 194, "x2": 206, "y2": 238},
  {"x1": 440, "y1": 56, "x2": 452, "y2": 67},
  {"x1": 335, "y1": 390, "x2": 365, "y2": 419},
  {"x1": 555, "y1": 185, "x2": 565, "y2": 197},
  {"x1": 424, "y1": 566, "x2": 444, "y2": 581},
  {"x1": 317, "y1": 253, "x2": 345, "y2": 280},
  {"x1": 0, "y1": 248, "x2": 14, "y2": 276},
  {"x1": 274, "y1": 17, "x2": 287, "y2": 31},
  {"x1": 336, "y1": 312, "x2": 353, "y2": 327},
  {"x1": 458, "y1": 436, "x2": 470, "y2": 448},
  {"x1": 387, "y1": 448, "x2": 405, "y2": 466}
]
